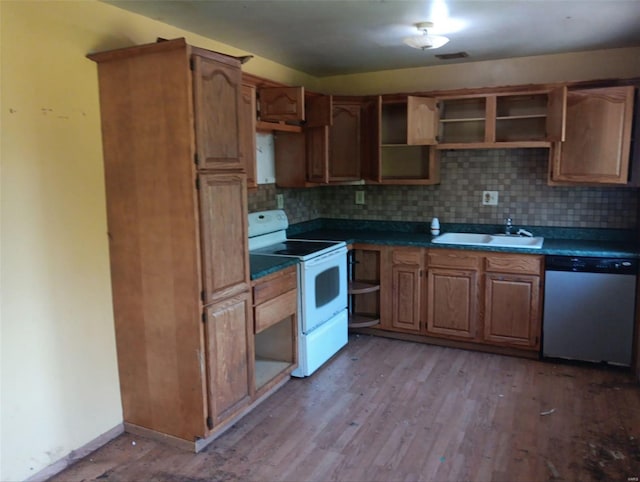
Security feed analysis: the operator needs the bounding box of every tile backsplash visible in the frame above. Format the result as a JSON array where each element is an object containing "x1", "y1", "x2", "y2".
[{"x1": 248, "y1": 149, "x2": 639, "y2": 229}]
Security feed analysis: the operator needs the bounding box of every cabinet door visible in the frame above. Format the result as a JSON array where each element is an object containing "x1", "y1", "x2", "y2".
[
  {"x1": 259, "y1": 86, "x2": 305, "y2": 122},
  {"x1": 199, "y1": 173, "x2": 250, "y2": 304},
  {"x1": 330, "y1": 102, "x2": 361, "y2": 181},
  {"x1": 274, "y1": 131, "x2": 308, "y2": 187},
  {"x1": 362, "y1": 96, "x2": 382, "y2": 183},
  {"x1": 192, "y1": 55, "x2": 243, "y2": 170},
  {"x1": 359, "y1": 97, "x2": 381, "y2": 183},
  {"x1": 240, "y1": 84, "x2": 257, "y2": 189},
  {"x1": 306, "y1": 94, "x2": 332, "y2": 127},
  {"x1": 427, "y1": 268, "x2": 477, "y2": 339},
  {"x1": 390, "y1": 249, "x2": 422, "y2": 332},
  {"x1": 484, "y1": 273, "x2": 540, "y2": 349},
  {"x1": 546, "y1": 86, "x2": 567, "y2": 142},
  {"x1": 407, "y1": 96, "x2": 438, "y2": 145},
  {"x1": 551, "y1": 86, "x2": 635, "y2": 184},
  {"x1": 306, "y1": 126, "x2": 329, "y2": 183},
  {"x1": 204, "y1": 291, "x2": 253, "y2": 426}
]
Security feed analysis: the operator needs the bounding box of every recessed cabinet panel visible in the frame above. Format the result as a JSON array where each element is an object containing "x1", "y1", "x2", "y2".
[
  {"x1": 427, "y1": 268, "x2": 477, "y2": 339},
  {"x1": 205, "y1": 292, "x2": 252, "y2": 425},
  {"x1": 306, "y1": 94, "x2": 332, "y2": 127},
  {"x1": 484, "y1": 274, "x2": 540, "y2": 349},
  {"x1": 193, "y1": 55, "x2": 243, "y2": 170},
  {"x1": 259, "y1": 86, "x2": 305, "y2": 122},
  {"x1": 306, "y1": 126, "x2": 329, "y2": 183},
  {"x1": 330, "y1": 103, "x2": 361, "y2": 180},
  {"x1": 407, "y1": 96, "x2": 438, "y2": 145},
  {"x1": 199, "y1": 173, "x2": 250, "y2": 303},
  {"x1": 551, "y1": 86, "x2": 635, "y2": 184},
  {"x1": 391, "y1": 251, "x2": 422, "y2": 333}
]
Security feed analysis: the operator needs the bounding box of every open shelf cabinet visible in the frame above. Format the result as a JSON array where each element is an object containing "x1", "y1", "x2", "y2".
[{"x1": 348, "y1": 246, "x2": 382, "y2": 328}]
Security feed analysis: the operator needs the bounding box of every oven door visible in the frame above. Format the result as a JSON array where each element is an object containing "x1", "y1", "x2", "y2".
[{"x1": 299, "y1": 246, "x2": 348, "y2": 333}]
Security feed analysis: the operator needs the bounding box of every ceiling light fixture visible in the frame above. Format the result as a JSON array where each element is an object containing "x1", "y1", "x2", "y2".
[{"x1": 403, "y1": 22, "x2": 450, "y2": 50}]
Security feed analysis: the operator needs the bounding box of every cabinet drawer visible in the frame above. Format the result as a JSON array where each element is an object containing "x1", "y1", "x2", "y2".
[
  {"x1": 427, "y1": 249, "x2": 481, "y2": 270},
  {"x1": 252, "y1": 267, "x2": 297, "y2": 305},
  {"x1": 392, "y1": 248, "x2": 422, "y2": 265},
  {"x1": 485, "y1": 254, "x2": 542, "y2": 275},
  {"x1": 254, "y1": 289, "x2": 297, "y2": 334}
]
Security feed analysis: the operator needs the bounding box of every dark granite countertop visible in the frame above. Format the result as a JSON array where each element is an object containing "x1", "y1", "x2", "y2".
[
  {"x1": 289, "y1": 219, "x2": 639, "y2": 258},
  {"x1": 293, "y1": 229, "x2": 638, "y2": 257},
  {"x1": 250, "y1": 254, "x2": 299, "y2": 281},
  {"x1": 251, "y1": 220, "x2": 638, "y2": 280}
]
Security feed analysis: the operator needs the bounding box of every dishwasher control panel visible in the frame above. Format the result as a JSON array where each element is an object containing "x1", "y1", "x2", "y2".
[{"x1": 545, "y1": 256, "x2": 638, "y2": 274}]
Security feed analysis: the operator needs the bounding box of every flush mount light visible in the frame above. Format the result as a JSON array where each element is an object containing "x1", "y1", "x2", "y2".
[{"x1": 403, "y1": 22, "x2": 450, "y2": 50}]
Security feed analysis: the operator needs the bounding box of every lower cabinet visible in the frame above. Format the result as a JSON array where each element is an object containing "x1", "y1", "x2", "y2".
[
  {"x1": 390, "y1": 248, "x2": 423, "y2": 332},
  {"x1": 348, "y1": 244, "x2": 383, "y2": 328},
  {"x1": 352, "y1": 246, "x2": 543, "y2": 356},
  {"x1": 205, "y1": 291, "x2": 253, "y2": 427},
  {"x1": 426, "y1": 249, "x2": 481, "y2": 339},
  {"x1": 252, "y1": 265, "x2": 298, "y2": 396},
  {"x1": 482, "y1": 253, "x2": 542, "y2": 350},
  {"x1": 426, "y1": 268, "x2": 478, "y2": 339}
]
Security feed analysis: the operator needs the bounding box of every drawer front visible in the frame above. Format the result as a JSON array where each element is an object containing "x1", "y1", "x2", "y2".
[
  {"x1": 485, "y1": 254, "x2": 542, "y2": 275},
  {"x1": 254, "y1": 289, "x2": 297, "y2": 333},
  {"x1": 392, "y1": 248, "x2": 422, "y2": 265},
  {"x1": 427, "y1": 249, "x2": 481, "y2": 270},
  {"x1": 253, "y1": 267, "x2": 297, "y2": 305}
]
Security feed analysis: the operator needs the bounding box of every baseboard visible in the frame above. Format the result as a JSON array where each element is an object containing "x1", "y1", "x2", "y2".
[{"x1": 26, "y1": 423, "x2": 124, "y2": 482}]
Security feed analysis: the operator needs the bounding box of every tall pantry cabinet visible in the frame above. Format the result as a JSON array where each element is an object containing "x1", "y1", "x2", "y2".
[{"x1": 88, "y1": 38, "x2": 253, "y2": 450}]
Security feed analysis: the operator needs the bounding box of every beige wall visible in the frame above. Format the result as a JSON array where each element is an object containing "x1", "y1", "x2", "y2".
[
  {"x1": 0, "y1": 1, "x2": 314, "y2": 481},
  {"x1": 1, "y1": 1, "x2": 639, "y2": 481},
  {"x1": 319, "y1": 46, "x2": 640, "y2": 94}
]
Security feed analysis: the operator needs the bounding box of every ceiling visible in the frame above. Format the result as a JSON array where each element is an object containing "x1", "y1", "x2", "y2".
[{"x1": 106, "y1": 0, "x2": 640, "y2": 77}]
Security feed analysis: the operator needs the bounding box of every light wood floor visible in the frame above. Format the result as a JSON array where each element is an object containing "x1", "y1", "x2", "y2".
[{"x1": 51, "y1": 335, "x2": 640, "y2": 482}]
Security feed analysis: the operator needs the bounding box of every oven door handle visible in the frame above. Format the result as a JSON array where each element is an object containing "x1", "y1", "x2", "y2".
[{"x1": 303, "y1": 247, "x2": 347, "y2": 268}]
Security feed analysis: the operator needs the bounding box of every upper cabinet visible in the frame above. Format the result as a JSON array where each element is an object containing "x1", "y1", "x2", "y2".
[
  {"x1": 329, "y1": 100, "x2": 363, "y2": 181},
  {"x1": 274, "y1": 94, "x2": 367, "y2": 187},
  {"x1": 372, "y1": 95, "x2": 440, "y2": 185},
  {"x1": 549, "y1": 86, "x2": 635, "y2": 185},
  {"x1": 192, "y1": 54, "x2": 243, "y2": 170},
  {"x1": 258, "y1": 86, "x2": 305, "y2": 125},
  {"x1": 436, "y1": 87, "x2": 566, "y2": 148}
]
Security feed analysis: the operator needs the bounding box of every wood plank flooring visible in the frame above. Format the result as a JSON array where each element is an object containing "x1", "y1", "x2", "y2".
[{"x1": 50, "y1": 334, "x2": 640, "y2": 482}]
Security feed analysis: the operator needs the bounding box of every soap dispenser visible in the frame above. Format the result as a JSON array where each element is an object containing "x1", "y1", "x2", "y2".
[{"x1": 431, "y1": 217, "x2": 440, "y2": 236}]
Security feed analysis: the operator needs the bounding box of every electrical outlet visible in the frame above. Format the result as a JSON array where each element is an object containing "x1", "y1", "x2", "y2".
[
  {"x1": 482, "y1": 191, "x2": 498, "y2": 206},
  {"x1": 355, "y1": 191, "x2": 365, "y2": 205},
  {"x1": 276, "y1": 194, "x2": 284, "y2": 209}
]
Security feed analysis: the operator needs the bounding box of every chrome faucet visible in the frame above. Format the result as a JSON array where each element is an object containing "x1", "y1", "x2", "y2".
[{"x1": 504, "y1": 217, "x2": 513, "y2": 235}]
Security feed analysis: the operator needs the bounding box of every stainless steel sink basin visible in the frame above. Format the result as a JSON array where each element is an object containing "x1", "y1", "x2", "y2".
[{"x1": 432, "y1": 232, "x2": 544, "y2": 249}]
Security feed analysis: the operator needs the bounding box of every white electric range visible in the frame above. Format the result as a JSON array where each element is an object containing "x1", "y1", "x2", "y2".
[{"x1": 249, "y1": 210, "x2": 348, "y2": 377}]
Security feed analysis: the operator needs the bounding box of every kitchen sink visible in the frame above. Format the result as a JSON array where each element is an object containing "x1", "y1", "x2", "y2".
[{"x1": 432, "y1": 232, "x2": 544, "y2": 249}]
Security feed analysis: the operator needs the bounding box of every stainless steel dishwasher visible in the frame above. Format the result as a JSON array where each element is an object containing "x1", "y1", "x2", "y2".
[{"x1": 543, "y1": 256, "x2": 637, "y2": 366}]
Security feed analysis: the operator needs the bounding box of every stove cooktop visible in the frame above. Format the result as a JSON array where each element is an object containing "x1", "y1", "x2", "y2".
[{"x1": 251, "y1": 240, "x2": 342, "y2": 257}]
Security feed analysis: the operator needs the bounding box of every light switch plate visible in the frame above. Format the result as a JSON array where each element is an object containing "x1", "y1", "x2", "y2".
[
  {"x1": 276, "y1": 193, "x2": 284, "y2": 209},
  {"x1": 482, "y1": 191, "x2": 498, "y2": 206},
  {"x1": 355, "y1": 191, "x2": 365, "y2": 205}
]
